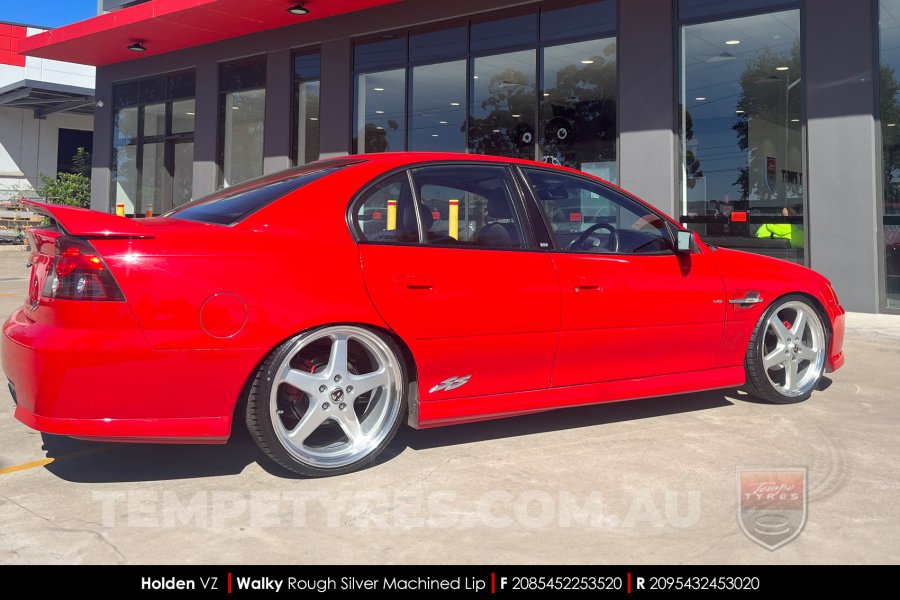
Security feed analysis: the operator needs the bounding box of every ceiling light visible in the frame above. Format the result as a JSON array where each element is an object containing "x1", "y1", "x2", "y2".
[
  {"x1": 581, "y1": 59, "x2": 594, "y2": 64},
  {"x1": 439, "y1": 121, "x2": 448, "y2": 124},
  {"x1": 725, "y1": 40, "x2": 741, "y2": 45},
  {"x1": 232, "y1": 106, "x2": 239, "y2": 110},
  {"x1": 375, "y1": 110, "x2": 385, "y2": 114},
  {"x1": 432, "y1": 134, "x2": 439, "y2": 137},
  {"x1": 791, "y1": 118, "x2": 800, "y2": 122},
  {"x1": 376, "y1": 126, "x2": 384, "y2": 130},
  {"x1": 695, "y1": 97, "x2": 706, "y2": 101},
  {"x1": 473, "y1": 75, "x2": 479, "y2": 79},
  {"x1": 309, "y1": 117, "x2": 318, "y2": 121},
  {"x1": 127, "y1": 41, "x2": 146, "y2": 52},
  {"x1": 543, "y1": 92, "x2": 550, "y2": 97},
  {"x1": 492, "y1": 129, "x2": 500, "y2": 133},
  {"x1": 287, "y1": 4, "x2": 310, "y2": 16},
  {"x1": 373, "y1": 87, "x2": 385, "y2": 91},
  {"x1": 735, "y1": 109, "x2": 745, "y2": 114},
  {"x1": 450, "y1": 102, "x2": 460, "y2": 106},
  {"x1": 776, "y1": 66, "x2": 789, "y2": 71},
  {"x1": 889, "y1": 123, "x2": 897, "y2": 127},
  {"x1": 512, "y1": 114, "x2": 521, "y2": 118},
  {"x1": 185, "y1": 112, "x2": 195, "y2": 116}
]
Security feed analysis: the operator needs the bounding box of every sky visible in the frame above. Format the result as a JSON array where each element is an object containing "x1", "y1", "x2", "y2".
[{"x1": 1, "y1": 0, "x2": 96, "y2": 29}]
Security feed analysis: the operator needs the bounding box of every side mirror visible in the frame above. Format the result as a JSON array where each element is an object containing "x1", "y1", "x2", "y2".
[{"x1": 676, "y1": 230, "x2": 695, "y2": 254}]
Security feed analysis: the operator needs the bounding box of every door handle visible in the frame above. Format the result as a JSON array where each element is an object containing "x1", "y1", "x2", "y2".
[
  {"x1": 572, "y1": 277, "x2": 602, "y2": 293},
  {"x1": 392, "y1": 275, "x2": 434, "y2": 293}
]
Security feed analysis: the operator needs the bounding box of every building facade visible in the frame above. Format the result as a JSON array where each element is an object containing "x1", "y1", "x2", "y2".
[
  {"x1": 0, "y1": 22, "x2": 94, "y2": 203},
  {"x1": 17, "y1": 0, "x2": 900, "y2": 313}
]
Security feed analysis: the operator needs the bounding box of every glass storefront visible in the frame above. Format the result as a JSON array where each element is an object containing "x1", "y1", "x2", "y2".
[
  {"x1": 112, "y1": 72, "x2": 196, "y2": 215},
  {"x1": 678, "y1": 6, "x2": 804, "y2": 264},
  {"x1": 880, "y1": 0, "x2": 900, "y2": 308},
  {"x1": 218, "y1": 58, "x2": 266, "y2": 188},
  {"x1": 352, "y1": 0, "x2": 618, "y2": 177},
  {"x1": 293, "y1": 51, "x2": 321, "y2": 166}
]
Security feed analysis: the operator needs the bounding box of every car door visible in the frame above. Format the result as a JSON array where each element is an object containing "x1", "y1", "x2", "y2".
[
  {"x1": 518, "y1": 166, "x2": 726, "y2": 387},
  {"x1": 355, "y1": 163, "x2": 560, "y2": 401}
]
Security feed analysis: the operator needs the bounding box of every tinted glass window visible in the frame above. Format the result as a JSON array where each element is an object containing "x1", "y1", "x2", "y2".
[
  {"x1": 678, "y1": 0, "x2": 799, "y2": 21},
  {"x1": 412, "y1": 165, "x2": 525, "y2": 248},
  {"x1": 524, "y1": 168, "x2": 674, "y2": 254},
  {"x1": 169, "y1": 162, "x2": 352, "y2": 225},
  {"x1": 355, "y1": 37, "x2": 407, "y2": 72},
  {"x1": 471, "y1": 14, "x2": 537, "y2": 54},
  {"x1": 293, "y1": 52, "x2": 321, "y2": 80},
  {"x1": 410, "y1": 27, "x2": 467, "y2": 63},
  {"x1": 220, "y1": 59, "x2": 266, "y2": 93},
  {"x1": 355, "y1": 173, "x2": 419, "y2": 243},
  {"x1": 540, "y1": 1, "x2": 617, "y2": 43}
]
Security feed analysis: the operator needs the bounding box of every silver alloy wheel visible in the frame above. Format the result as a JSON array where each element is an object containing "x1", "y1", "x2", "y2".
[
  {"x1": 761, "y1": 300, "x2": 826, "y2": 398},
  {"x1": 269, "y1": 326, "x2": 403, "y2": 469}
]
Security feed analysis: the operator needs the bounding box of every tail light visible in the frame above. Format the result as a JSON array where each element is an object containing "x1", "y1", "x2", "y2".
[{"x1": 42, "y1": 236, "x2": 125, "y2": 301}]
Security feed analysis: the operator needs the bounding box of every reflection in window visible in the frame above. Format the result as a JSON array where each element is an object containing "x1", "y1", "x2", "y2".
[
  {"x1": 219, "y1": 58, "x2": 266, "y2": 189},
  {"x1": 880, "y1": 0, "x2": 900, "y2": 307},
  {"x1": 355, "y1": 69, "x2": 406, "y2": 153},
  {"x1": 469, "y1": 50, "x2": 536, "y2": 160},
  {"x1": 111, "y1": 72, "x2": 196, "y2": 215},
  {"x1": 355, "y1": 174, "x2": 418, "y2": 243},
  {"x1": 412, "y1": 165, "x2": 524, "y2": 248},
  {"x1": 679, "y1": 10, "x2": 804, "y2": 264},
  {"x1": 293, "y1": 51, "x2": 320, "y2": 166},
  {"x1": 541, "y1": 37, "x2": 617, "y2": 180},
  {"x1": 410, "y1": 60, "x2": 466, "y2": 151},
  {"x1": 525, "y1": 168, "x2": 673, "y2": 254}
]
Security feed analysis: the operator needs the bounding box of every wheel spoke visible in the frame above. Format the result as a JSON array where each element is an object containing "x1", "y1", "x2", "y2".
[
  {"x1": 287, "y1": 404, "x2": 328, "y2": 445},
  {"x1": 784, "y1": 359, "x2": 798, "y2": 390},
  {"x1": 281, "y1": 368, "x2": 324, "y2": 396},
  {"x1": 763, "y1": 345, "x2": 787, "y2": 370},
  {"x1": 768, "y1": 315, "x2": 791, "y2": 344},
  {"x1": 792, "y1": 310, "x2": 808, "y2": 341},
  {"x1": 349, "y1": 368, "x2": 389, "y2": 396},
  {"x1": 328, "y1": 334, "x2": 349, "y2": 376},
  {"x1": 337, "y1": 408, "x2": 365, "y2": 448},
  {"x1": 798, "y1": 346, "x2": 819, "y2": 363}
]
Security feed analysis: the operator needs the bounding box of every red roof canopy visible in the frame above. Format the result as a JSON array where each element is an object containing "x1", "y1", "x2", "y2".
[{"x1": 19, "y1": 0, "x2": 401, "y2": 67}]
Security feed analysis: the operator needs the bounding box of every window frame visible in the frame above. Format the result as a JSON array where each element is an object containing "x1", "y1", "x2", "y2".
[
  {"x1": 514, "y1": 164, "x2": 681, "y2": 255},
  {"x1": 348, "y1": 160, "x2": 543, "y2": 252}
]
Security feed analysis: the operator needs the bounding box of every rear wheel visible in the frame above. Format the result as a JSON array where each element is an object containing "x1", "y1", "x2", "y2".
[
  {"x1": 246, "y1": 325, "x2": 407, "y2": 477},
  {"x1": 744, "y1": 295, "x2": 827, "y2": 404}
]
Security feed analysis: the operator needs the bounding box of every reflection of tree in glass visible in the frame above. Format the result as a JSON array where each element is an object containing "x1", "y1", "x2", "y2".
[
  {"x1": 732, "y1": 41, "x2": 801, "y2": 201},
  {"x1": 880, "y1": 65, "x2": 900, "y2": 207},
  {"x1": 469, "y1": 68, "x2": 535, "y2": 159},
  {"x1": 541, "y1": 43, "x2": 616, "y2": 169},
  {"x1": 362, "y1": 121, "x2": 397, "y2": 153},
  {"x1": 681, "y1": 107, "x2": 703, "y2": 188}
]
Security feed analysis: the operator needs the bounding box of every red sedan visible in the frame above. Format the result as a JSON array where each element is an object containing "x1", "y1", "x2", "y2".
[{"x1": 2, "y1": 153, "x2": 845, "y2": 477}]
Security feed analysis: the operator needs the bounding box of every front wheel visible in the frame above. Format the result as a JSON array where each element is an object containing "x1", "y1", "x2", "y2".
[
  {"x1": 246, "y1": 325, "x2": 407, "y2": 477},
  {"x1": 744, "y1": 295, "x2": 828, "y2": 404}
]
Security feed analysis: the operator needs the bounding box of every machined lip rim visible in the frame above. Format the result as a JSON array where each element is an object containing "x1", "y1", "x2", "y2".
[
  {"x1": 761, "y1": 300, "x2": 827, "y2": 398},
  {"x1": 269, "y1": 326, "x2": 402, "y2": 469}
]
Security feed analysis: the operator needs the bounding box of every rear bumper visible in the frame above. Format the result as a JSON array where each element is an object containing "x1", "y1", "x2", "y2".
[
  {"x1": 826, "y1": 303, "x2": 845, "y2": 373},
  {"x1": 2, "y1": 306, "x2": 259, "y2": 443}
]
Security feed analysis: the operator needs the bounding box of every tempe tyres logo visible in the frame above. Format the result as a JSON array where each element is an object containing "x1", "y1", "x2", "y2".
[{"x1": 737, "y1": 467, "x2": 807, "y2": 551}]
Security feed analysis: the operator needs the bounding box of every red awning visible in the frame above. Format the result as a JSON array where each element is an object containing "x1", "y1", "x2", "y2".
[{"x1": 19, "y1": 0, "x2": 401, "y2": 67}]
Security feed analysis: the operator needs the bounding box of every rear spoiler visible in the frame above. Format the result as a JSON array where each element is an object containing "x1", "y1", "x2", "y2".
[{"x1": 22, "y1": 200, "x2": 154, "y2": 239}]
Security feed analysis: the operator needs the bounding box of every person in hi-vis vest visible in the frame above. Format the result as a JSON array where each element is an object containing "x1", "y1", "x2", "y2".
[{"x1": 756, "y1": 206, "x2": 803, "y2": 249}]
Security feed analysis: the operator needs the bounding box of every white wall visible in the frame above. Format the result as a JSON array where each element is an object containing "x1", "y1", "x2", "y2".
[{"x1": 0, "y1": 107, "x2": 94, "y2": 201}]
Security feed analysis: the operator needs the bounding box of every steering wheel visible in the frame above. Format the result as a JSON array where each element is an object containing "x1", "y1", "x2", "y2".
[{"x1": 569, "y1": 222, "x2": 619, "y2": 253}]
